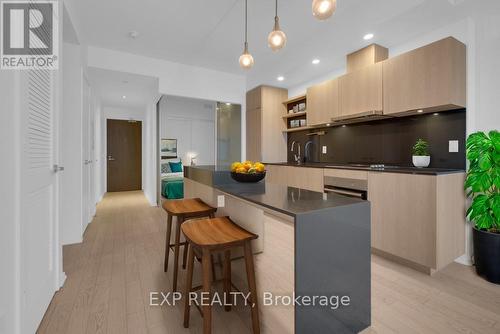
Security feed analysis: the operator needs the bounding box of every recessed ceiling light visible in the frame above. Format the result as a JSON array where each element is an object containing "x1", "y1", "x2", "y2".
[
  {"x1": 417, "y1": 109, "x2": 423, "y2": 113},
  {"x1": 312, "y1": 59, "x2": 320, "y2": 65},
  {"x1": 277, "y1": 76, "x2": 285, "y2": 81},
  {"x1": 342, "y1": 125, "x2": 347, "y2": 128},
  {"x1": 326, "y1": 123, "x2": 331, "y2": 126},
  {"x1": 129, "y1": 31, "x2": 139, "y2": 39},
  {"x1": 122, "y1": 95, "x2": 126, "y2": 99},
  {"x1": 433, "y1": 113, "x2": 439, "y2": 116},
  {"x1": 363, "y1": 33, "x2": 374, "y2": 40},
  {"x1": 226, "y1": 102, "x2": 231, "y2": 106}
]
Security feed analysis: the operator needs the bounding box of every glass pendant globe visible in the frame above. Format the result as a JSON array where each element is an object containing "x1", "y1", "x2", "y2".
[
  {"x1": 312, "y1": 0, "x2": 336, "y2": 20},
  {"x1": 239, "y1": 47, "x2": 254, "y2": 69},
  {"x1": 268, "y1": 31, "x2": 286, "y2": 52},
  {"x1": 267, "y1": 17, "x2": 287, "y2": 51}
]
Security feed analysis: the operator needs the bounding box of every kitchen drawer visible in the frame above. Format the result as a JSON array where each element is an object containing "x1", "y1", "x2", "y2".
[{"x1": 324, "y1": 168, "x2": 368, "y2": 180}]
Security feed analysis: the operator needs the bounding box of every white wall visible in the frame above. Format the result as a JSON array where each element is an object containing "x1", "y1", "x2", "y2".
[
  {"x1": 473, "y1": 13, "x2": 500, "y2": 132},
  {"x1": 143, "y1": 101, "x2": 158, "y2": 205},
  {"x1": 0, "y1": 70, "x2": 19, "y2": 334},
  {"x1": 60, "y1": 42, "x2": 84, "y2": 245},
  {"x1": 159, "y1": 96, "x2": 216, "y2": 165}
]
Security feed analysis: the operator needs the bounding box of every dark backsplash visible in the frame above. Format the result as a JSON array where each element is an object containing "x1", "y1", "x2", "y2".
[{"x1": 287, "y1": 109, "x2": 466, "y2": 169}]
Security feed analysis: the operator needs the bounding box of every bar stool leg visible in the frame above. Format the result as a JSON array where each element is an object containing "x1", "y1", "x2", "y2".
[
  {"x1": 202, "y1": 249, "x2": 213, "y2": 334},
  {"x1": 223, "y1": 250, "x2": 232, "y2": 312},
  {"x1": 244, "y1": 241, "x2": 260, "y2": 334},
  {"x1": 182, "y1": 242, "x2": 188, "y2": 269},
  {"x1": 172, "y1": 216, "x2": 184, "y2": 292},
  {"x1": 164, "y1": 214, "x2": 173, "y2": 272},
  {"x1": 183, "y1": 244, "x2": 195, "y2": 328}
]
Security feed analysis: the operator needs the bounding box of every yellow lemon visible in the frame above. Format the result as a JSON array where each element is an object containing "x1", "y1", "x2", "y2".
[
  {"x1": 231, "y1": 162, "x2": 242, "y2": 172},
  {"x1": 255, "y1": 164, "x2": 265, "y2": 173},
  {"x1": 235, "y1": 167, "x2": 247, "y2": 174}
]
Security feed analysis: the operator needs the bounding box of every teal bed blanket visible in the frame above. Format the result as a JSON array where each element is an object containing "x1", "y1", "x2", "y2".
[{"x1": 161, "y1": 174, "x2": 184, "y2": 199}]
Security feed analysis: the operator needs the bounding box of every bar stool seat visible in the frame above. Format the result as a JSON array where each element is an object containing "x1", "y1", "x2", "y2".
[
  {"x1": 181, "y1": 216, "x2": 257, "y2": 249},
  {"x1": 182, "y1": 217, "x2": 260, "y2": 334},
  {"x1": 162, "y1": 198, "x2": 216, "y2": 216},
  {"x1": 162, "y1": 198, "x2": 217, "y2": 292}
]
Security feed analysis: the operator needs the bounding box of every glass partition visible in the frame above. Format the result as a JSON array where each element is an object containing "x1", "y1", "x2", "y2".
[{"x1": 216, "y1": 102, "x2": 241, "y2": 167}]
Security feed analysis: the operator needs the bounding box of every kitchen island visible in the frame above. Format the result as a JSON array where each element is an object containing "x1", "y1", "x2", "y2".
[{"x1": 184, "y1": 165, "x2": 371, "y2": 334}]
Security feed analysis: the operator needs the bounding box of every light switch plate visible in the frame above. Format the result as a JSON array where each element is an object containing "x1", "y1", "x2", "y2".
[
  {"x1": 322, "y1": 146, "x2": 327, "y2": 154},
  {"x1": 449, "y1": 140, "x2": 459, "y2": 153},
  {"x1": 217, "y1": 195, "x2": 225, "y2": 208}
]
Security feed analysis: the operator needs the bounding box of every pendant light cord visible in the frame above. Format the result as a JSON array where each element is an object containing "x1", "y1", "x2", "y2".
[
  {"x1": 275, "y1": 0, "x2": 278, "y2": 18},
  {"x1": 245, "y1": 0, "x2": 248, "y2": 44}
]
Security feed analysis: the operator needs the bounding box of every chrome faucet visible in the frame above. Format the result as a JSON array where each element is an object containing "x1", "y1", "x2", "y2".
[
  {"x1": 291, "y1": 141, "x2": 301, "y2": 164},
  {"x1": 304, "y1": 141, "x2": 313, "y2": 162}
]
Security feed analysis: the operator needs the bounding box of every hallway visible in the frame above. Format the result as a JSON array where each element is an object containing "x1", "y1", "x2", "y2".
[
  {"x1": 37, "y1": 192, "x2": 500, "y2": 334},
  {"x1": 37, "y1": 191, "x2": 254, "y2": 334}
]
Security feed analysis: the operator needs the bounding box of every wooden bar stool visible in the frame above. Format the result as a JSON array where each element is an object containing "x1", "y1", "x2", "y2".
[
  {"x1": 181, "y1": 216, "x2": 260, "y2": 334},
  {"x1": 162, "y1": 198, "x2": 217, "y2": 292}
]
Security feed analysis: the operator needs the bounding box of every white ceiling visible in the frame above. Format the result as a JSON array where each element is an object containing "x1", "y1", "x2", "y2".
[
  {"x1": 74, "y1": 0, "x2": 500, "y2": 90},
  {"x1": 87, "y1": 67, "x2": 159, "y2": 109}
]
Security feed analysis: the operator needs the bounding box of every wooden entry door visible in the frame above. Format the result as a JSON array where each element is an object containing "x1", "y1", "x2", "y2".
[{"x1": 107, "y1": 119, "x2": 142, "y2": 192}]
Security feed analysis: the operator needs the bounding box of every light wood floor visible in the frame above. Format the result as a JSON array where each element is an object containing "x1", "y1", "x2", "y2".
[{"x1": 38, "y1": 191, "x2": 500, "y2": 334}]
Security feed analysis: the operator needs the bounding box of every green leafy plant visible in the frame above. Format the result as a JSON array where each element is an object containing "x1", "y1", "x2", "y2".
[
  {"x1": 465, "y1": 130, "x2": 500, "y2": 232},
  {"x1": 412, "y1": 139, "x2": 429, "y2": 156}
]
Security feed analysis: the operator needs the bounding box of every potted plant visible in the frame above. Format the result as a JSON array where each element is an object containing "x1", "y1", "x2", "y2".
[
  {"x1": 412, "y1": 139, "x2": 430, "y2": 168},
  {"x1": 465, "y1": 130, "x2": 500, "y2": 284}
]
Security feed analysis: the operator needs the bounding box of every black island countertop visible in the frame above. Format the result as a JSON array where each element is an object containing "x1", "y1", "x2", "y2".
[
  {"x1": 265, "y1": 162, "x2": 465, "y2": 175},
  {"x1": 184, "y1": 165, "x2": 363, "y2": 217}
]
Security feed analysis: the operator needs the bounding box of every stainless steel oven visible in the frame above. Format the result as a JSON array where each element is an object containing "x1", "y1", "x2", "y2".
[{"x1": 324, "y1": 176, "x2": 368, "y2": 200}]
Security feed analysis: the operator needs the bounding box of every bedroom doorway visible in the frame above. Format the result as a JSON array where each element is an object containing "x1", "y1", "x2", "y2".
[{"x1": 107, "y1": 119, "x2": 142, "y2": 192}]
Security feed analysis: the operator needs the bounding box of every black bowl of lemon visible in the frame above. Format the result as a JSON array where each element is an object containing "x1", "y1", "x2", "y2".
[{"x1": 230, "y1": 161, "x2": 266, "y2": 183}]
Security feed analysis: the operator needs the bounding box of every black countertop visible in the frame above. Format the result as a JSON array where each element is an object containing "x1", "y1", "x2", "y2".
[
  {"x1": 266, "y1": 162, "x2": 465, "y2": 175},
  {"x1": 184, "y1": 165, "x2": 364, "y2": 217},
  {"x1": 215, "y1": 181, "x2": 363, "y2": 217}
]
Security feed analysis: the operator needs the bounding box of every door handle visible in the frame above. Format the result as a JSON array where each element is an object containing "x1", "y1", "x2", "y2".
[
  {"x1": 53, "y1": 164, "x2": 65, "y2": 173},
  {"x1": 108, "y1": 156, "x2": 115, "y2": 161}
]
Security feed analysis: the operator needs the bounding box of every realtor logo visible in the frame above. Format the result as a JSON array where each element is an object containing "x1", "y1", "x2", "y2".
[{"x1": 1, "y1": 1, "x2": 58, "y2": 69}]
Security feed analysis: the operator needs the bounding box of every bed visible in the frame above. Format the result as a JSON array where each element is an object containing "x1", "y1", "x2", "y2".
[{"x1": 161, "y1": 160, "x2": 184, "y2": 199}]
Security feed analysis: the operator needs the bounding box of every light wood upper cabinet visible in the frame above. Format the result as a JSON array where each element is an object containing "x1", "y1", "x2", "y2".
[
  {"x1": 246, "y1": 87, "x2": 262, "y2": 111},
  {"x1": 306, "y1": 78, "x2": 340, "y2": 126},
  {"x1": 246, "y1": 86, "x2": 288, "y2": 162},
  {"x1": 339, "y1": 62, "x2": 383, "y2": 118},
  {"x1": 246, "y1": 107, "x2": 262, "y2": 162},
  {"x1": 383, "y1": 37, "x2": 466, "y2": 115}
]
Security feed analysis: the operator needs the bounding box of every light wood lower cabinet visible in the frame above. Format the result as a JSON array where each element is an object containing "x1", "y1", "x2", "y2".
[
  {"x1": 368, "y1": 172, "x2": 466, "y2": 273},
  {"x1": 266, "y1": 165, "x2": 324, "y2": 193}
]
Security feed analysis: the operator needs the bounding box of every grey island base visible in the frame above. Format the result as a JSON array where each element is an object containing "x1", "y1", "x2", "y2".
[{"x1": 183, "y1": 165, "x2": 371, "y2": 334}]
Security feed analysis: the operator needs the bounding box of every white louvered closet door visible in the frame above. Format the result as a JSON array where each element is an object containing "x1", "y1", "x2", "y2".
[{"x1": 19, "y1": 68, "x2": 59, "y2": 334}]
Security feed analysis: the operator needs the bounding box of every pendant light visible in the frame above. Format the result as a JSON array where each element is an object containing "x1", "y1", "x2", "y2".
[
  {"x1": 312, "y1": 0, "x2": 337, "y2": 20},
  {"x1": 239, "y1": 0, "x2": 254, "y2": 69},
  {"x1": 267, "y1": 0, "x2": 287, "y2": 51}
]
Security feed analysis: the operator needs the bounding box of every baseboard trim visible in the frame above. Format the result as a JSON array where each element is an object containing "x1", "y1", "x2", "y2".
[
  {"x1": 371, "y1": 248, "x2": 435, "y2": 275},
  {"x1": 59, "y1": 272, "x2": 67, "y2": 289},
  {"x1": 454, "y1": 254, "x2": 473, "y2": 266}
]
